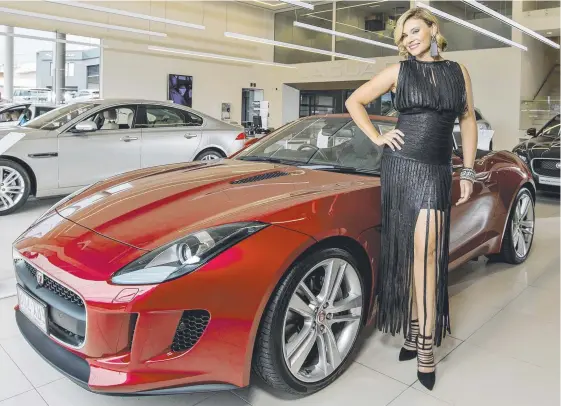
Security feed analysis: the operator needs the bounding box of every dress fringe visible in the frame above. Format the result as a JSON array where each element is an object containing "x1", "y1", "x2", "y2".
[{"x1": 375, "y1": 153, "x2": 452, "y2": 347}]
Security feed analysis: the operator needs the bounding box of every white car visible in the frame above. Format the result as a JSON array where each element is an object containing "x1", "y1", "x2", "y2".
[
  {"x1": 72, "y1": 89, "x2": 100, "y2": 102},
  {"x1": 0, "y1": 103, "x2": 57, "y2": 129},
  {"x1": 453, "y1": 107, "x2": 494, "y2": 150}
]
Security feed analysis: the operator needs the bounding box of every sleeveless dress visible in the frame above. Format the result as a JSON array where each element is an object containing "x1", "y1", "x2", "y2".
[{"x1": 375, "y1": 59, "x2": 468, "y2": 347}]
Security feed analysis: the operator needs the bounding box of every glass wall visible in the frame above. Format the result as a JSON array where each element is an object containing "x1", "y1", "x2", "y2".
[
  {"x1": 274, "y1": 2, "x2": 333, "y2": 64},
  {"x1": 299, "y1": 89, "x2": 392, "y2": 117},
  {"x1": 0, "y1": 27, "x2": 100, "y2": 104},
  {"x1": 523, "y1": 0, "x2": 560, "y2": 11},
  {"x1": 274, "y1": 0, "x2": 516, "y2": 64}
]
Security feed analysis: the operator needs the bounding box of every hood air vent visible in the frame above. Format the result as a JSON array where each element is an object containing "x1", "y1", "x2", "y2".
[{"x1": 231, "y1": 171, "x2": 289, "y2": 184}]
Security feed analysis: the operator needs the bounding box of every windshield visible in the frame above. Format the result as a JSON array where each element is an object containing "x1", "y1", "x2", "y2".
[
  {"x1": 540, "y1": 115, "x2": 560, "y2": 138},
  {"x1": 236, "y1": 116, "x2": 392, "y2": 174},
  {"x1": 23, "y1": 103, "x2": 98, "y2": 130}
]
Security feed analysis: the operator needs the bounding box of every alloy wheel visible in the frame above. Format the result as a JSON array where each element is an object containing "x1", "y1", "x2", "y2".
[
  {"x1": 0, "y1": 166, "x2": 25, "y2": 212},
  {"x1": 282, "y1": 258, "x2": 363, "y2": 383},
  {"x1": 201, "y1": 153, "x2": 221, "y2": 161},
  {"x1": 511, "y1": 193, "x2": 534, "y2": 258}
]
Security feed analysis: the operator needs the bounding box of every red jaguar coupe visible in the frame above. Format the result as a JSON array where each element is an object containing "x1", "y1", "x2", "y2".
[{"x1": 12, "y1": 114, "x2": 535, "y2": 396}]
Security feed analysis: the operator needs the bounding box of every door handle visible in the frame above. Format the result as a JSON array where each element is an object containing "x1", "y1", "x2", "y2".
[
  {"x1": 184, "y1": 134, "x2": 198, "y2": 139},
  {"x1": 120, "y1": 136, "x2": 139, "y2": 142}
]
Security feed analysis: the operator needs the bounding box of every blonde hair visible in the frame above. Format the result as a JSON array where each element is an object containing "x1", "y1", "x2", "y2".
[{"x1": 393, "y1": 7, "x2": 448, "y2": 58}]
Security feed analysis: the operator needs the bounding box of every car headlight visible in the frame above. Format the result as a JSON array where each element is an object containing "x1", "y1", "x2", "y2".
[
  {"x1": 30, "y1": 182, "x2": 98, "y2": 228},
  {"x1": 111, "y1": 222, "x2": 269, "y2": 285}
]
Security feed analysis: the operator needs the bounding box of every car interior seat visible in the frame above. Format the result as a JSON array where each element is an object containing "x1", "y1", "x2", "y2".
[{"x1": 101, "y1": 109, "x2": 119, "y2": 130}]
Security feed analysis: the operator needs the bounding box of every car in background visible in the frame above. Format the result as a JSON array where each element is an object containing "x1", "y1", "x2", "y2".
[
  {"x1": 0, "y1": 99, "x2": 246, "y2": 214},
  {"x1": 12, "y1": 114, "x2": 535, "y2": 396},
  {"x1": 513, "y1": 114, "x2": 560, "y2": 192},
  {"x1": 12, "y1": 88, "x2": 54, "y2": 104},
  {"x1": 0, "y1": 103, "x2": 57, "y2": 129},
  {"x1": 72, "y1": 89, "x2": 100, "y2": 102}
]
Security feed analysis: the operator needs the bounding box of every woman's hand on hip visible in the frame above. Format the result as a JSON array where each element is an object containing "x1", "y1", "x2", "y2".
[
  {"x1": 373, "y1": 129, "x2": 405, "y2": 151},
  {"x1": 456, "y1": 180, "x2": 473, "y2": 206}
]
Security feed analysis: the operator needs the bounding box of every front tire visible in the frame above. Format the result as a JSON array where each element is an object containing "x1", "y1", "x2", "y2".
[
  {"x1": 0, "y1": 159, "x2": 31, "y2": 216},
  {"x1": 195, "y1": 149, "x2": 224, "y2": 161},
  {"x1": 253, "y1": 248, "x2": 365, "y2": 395},
  {"x1": 491, "y1": 187, "x2": 535, "y2": 264}
]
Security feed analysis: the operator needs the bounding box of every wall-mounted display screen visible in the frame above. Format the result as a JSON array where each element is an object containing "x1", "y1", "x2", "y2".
[{"x1": 168, "y1": 74, "x2": 193, "y2": 107}]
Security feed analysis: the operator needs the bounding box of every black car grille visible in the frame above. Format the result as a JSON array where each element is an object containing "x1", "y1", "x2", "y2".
[
  {"x1": 533, "y1": 159, "x2": 560, "y2": 178},
  {"x1": 23, "y1": 262, "x2": 84, "y2": 308},
  {"x1": 171, "y1": 310, "x2": 210, "y2": 352},
  {"x1": 231, "y1": 171, "x2": 289, "y2": 184}
]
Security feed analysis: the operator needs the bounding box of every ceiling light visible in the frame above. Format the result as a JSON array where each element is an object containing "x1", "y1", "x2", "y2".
[
  {"x1": 415, "y1": 2, "x2": 527, "y2": 51},
  {"x1": 45, "y1": 0, "x2": 205, "y2": 30},
  {"x1": 0, "y1": 31, "x2": 106, "y2": 48},
  {"x1": 294, "y1": 21, "x2": 398, "y2": 51},
  {"x1": 547, "y1": 31, "x2": 553, "y2": 35},
  {"x1": 282, "y1": 0, "x2": 314, "y2": 10},
  {"x1": 0, "y1": 7, "x2": 167, "y2": 37},
  {"x1": 461, "y1": 0, "x2": 560, "y2": 49},
  {"x1": 224, "y1": 32, "x2": 376, "y2": 64},
  {"x1": 148, "y1": 46, "x2": 295, "y2": 68}
]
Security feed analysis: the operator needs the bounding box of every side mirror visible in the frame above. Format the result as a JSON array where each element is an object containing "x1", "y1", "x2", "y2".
[
  {"x1": 73, "y1": 120, "x2": 97, "y2": 133},
  {"x1": 526, "y1": 127, "x2": 537, "y2": 137}
]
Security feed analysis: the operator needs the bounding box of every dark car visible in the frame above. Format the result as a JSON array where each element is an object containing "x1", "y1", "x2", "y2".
[{"x1": 513, "y1": 114, "x2": 560, "y2": 192}]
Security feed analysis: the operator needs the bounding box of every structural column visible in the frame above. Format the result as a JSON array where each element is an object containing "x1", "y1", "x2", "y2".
[
  {"x1": 2, "y1": 26, "x2": 14, "y2": 102},
  {"x1": 54, "y1": 32, "x2": 66, "y2": 104}
]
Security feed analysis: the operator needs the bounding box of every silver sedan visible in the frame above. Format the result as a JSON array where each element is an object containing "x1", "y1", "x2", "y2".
[{"x1": 0, "y1": 99, "x2": 246, "y2": 214}]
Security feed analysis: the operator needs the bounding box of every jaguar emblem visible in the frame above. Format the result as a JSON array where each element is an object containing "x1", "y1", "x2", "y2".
[{"x1": 36, "y1": 271, "x2": 44, "y2": 287}]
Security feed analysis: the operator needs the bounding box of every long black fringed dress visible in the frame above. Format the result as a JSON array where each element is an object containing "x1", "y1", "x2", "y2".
[{"x1": 375, "y1": 59, "x2": 467, "y2": 348}]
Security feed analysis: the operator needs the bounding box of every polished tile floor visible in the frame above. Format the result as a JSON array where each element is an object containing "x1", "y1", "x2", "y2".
[{"x1": 0, "y1": 194, "x2": 559, "y2": 406}]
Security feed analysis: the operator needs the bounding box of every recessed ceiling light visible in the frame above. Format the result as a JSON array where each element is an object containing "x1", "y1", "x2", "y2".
[
  {"x1": 0, "y1": 7, "x2": 167, "y2": 37},
  {"x1": 461, "y1": 0, "x2": 560, "y2": 49},
  {"x1": 416, "y1": 2, "x2": 527, "y2": 51},
  {"x1": 148, "y1": 46, "x2": 295, "y2": 68},
  {"x1": 224, "y1": 31, "x2": 376, "y2": 64}
]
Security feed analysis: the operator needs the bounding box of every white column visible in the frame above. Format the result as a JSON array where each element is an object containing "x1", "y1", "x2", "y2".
[
  {"x1": 3, "y1": 26, "x2": 14, "y2": 102},
  {"x1": 55, "y1": 32, "x2": 66, "y2": 104}
]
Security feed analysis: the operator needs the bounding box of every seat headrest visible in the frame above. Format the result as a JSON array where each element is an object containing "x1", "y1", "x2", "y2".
[{"x1": 103, "y1": 109, "x2": 117, "y2": 120}]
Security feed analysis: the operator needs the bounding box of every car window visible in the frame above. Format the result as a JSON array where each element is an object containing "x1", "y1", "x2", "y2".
[
  {"x1": 79, "y1": 106, "x2": 136, "y2": 131},
  {"x1": 36, "y1": 107, "x2": 54, "y2": 116},
  {"x1": 140, "y1": 106, "x2": 201, "y2": 128},
  {"x1": 22, "y1": 103, "x2": 97, "y2": 130},
  {"x1": 541, "y1": 116, "x2": 560, "y2": 137},
  {"x1": 0, "y1": 107, "x2": 26, "y2": 122},
  {"x1": 474, "y1": 110, "x2": 483, "y2": 121}
]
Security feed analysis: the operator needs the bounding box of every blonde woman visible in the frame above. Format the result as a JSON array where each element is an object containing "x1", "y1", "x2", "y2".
[{"x1": 346, "y1": 7, "x2": 478, "y2": 390}]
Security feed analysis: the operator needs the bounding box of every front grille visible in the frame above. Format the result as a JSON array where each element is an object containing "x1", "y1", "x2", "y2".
[
  {"x1": 171, "y1": 310, "x2": 210, "y2": 352},
  {"x1": 231, "y1": 171, "x2": 289, "y2": 184},
  {"x1": 23, "y1": 262, "x2": 84, "y2": 308},
  {"x1": 50, "y1": 321, "x2": 85, "y2": 347},
  {"x1": 533, "y1": 159, "x2": 560, "y2": 178}
]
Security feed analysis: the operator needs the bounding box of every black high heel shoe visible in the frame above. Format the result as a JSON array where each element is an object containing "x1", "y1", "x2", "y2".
[
  {"x1": 417, "y1": 334, "x2": 436, "y2": 391},
  {"x1": 399, "y1": 319, "x2": 418, "y2": 362}
]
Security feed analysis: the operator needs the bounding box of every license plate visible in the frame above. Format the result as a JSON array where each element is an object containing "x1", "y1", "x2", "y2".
[
  {"x1": 17, "y1": 285, "x2": 48, "y2": 333},
  {"x1": 539, "y1": 176, "x2": 560, "y2": 186}
]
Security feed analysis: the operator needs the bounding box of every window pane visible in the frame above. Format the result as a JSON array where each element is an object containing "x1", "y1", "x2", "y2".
[
  {"x1": 274, "y1": 3, "x2": 333, "y2": 64},
  {"x1": 334, "y1": 0, "x2": 410, "y2": 58},
  {"x1": 144, "y1": 107, "x2": 188, "y2": 128}
]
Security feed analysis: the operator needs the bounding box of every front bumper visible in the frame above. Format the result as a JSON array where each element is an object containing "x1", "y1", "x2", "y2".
[{"x1": 13, "y1": 217, "x2": 314, "y2": 394}]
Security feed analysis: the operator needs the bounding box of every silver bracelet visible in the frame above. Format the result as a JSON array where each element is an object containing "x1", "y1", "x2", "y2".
[{"x1": 460, "y1": 167, "x2": 476, "y2": 182}]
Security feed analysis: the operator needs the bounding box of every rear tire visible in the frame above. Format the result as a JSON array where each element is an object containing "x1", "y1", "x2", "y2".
[
  {"x1": 253, "y1": 247, "x2": 365, "y2": 395},
  {"x1": 0, "y1": 159, "x2": 31, "y2": 216},
  {"x1": 488, "y1": 187, "x2": 534, "y2": 264}
]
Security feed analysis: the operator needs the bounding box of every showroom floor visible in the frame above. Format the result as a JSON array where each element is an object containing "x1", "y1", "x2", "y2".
[{"x1": 0, "y1": 194, "x2": 559, "y2": 406}]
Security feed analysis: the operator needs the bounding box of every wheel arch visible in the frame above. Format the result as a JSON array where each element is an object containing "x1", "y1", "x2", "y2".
[
  {"x1": 194, "y1": 146, "x2": 227, "y2": 160},
  {"x1": 0, "y1": 155, "x2": 37, "y2": 196}
]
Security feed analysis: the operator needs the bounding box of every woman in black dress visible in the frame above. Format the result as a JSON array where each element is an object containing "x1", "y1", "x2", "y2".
[{"x1": 346, "y1": 8, "x2": 478, "y2": 390}]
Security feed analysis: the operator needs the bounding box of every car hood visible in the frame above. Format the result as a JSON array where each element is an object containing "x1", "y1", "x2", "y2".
[
  {"x1": 54, "y1": 159, "x2": 375, "y2": 250},
  {"x1": 517, "y1": 136, "x2": 560, "y2": 159}
]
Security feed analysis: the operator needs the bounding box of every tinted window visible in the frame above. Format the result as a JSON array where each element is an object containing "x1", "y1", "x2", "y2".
[
  {"x1": 140, "y1": 106, "x2": 202, "y2": 128},
  {"x1": 36, "y1": 107, "x2": 54, "y2": 116},
  {"x1": 541, "y1": 116, "x2": 560, "y2": 137}
]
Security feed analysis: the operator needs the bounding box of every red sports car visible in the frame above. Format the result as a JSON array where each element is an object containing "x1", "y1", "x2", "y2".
[{"x1": 12, "y1": 114, "x2": 535, "y2": 396}]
